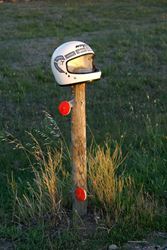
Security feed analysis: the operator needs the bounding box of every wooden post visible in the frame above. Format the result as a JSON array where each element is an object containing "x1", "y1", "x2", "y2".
[{"x1": 71, "y1": 83, "x2": 87, "y2": 217}]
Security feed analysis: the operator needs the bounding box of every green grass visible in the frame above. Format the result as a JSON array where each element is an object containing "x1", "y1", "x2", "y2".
[{"x1": 0, "y1": 0, "x2": 167, "y2": 249}]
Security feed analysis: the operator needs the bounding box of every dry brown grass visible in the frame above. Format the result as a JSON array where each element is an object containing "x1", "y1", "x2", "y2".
[
  {"x1": 88, "y1": 143, "x2": 131, "y2": 222},
  {"x1": 88, "y1": 143, "x2": 159, "y2": 226},
  {"x1": 10, "y1": 133, "x2": 66, "y2": 225}
]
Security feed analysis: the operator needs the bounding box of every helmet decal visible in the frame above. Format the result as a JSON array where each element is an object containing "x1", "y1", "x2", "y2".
[
  {"x1": 76, "y1": 47, "x2": 87, "y2": 54},
  {"x1": 75, "y1": 44, "x2": 92, "y2": 54},
  {"x1": 65, "y1": 51, "x2": 76, "y2": 59},
  {"x1": 54, "y1": 55, "x2": 65, "y2": 73}
]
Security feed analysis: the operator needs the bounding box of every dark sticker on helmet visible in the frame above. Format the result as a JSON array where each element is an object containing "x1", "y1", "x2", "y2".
[
  {"x1": 76, "y1": 48, "x2": 87, "y2": 54},
  {"x1": 54, "y1": 55, "x2": 65, "y2": 73},
  {"x1": 65, "y1": 51, "x2": 76, "y2": 59}
]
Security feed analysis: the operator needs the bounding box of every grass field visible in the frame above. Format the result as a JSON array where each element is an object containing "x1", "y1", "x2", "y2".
[{"x1": 0, "y1": 0, "x2": 167, "y2": 249}]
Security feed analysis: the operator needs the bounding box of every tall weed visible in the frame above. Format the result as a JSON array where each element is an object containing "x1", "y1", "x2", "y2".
[
  {"x1": 8, "y1": 133, "x2": 68, "y2": 225},
  {"x1": 88, "y1": 143, "x2": 160, "y2": 227}
]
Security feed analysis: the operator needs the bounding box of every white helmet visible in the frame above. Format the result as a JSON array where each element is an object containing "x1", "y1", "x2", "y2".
[{"x1": 51, "y1": 41, "x2": 101, "y2": 86}]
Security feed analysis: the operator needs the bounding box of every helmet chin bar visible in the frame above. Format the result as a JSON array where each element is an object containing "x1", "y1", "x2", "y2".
[{"x1": 56, "y1": 69, "x2": 101, "y2": 86}]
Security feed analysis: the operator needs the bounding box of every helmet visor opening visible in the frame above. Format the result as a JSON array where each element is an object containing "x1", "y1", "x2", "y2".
[{"x1": 67, "y1": 54, "x2": 95, "y2": 74}]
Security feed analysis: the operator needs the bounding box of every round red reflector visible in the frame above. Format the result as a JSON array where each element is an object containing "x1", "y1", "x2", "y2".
[
  {"x1": 75, "y1": 187, "x2": 87, "y2": 202},
  {"x1": 58, "y1": 101, "x2": 71, "y2": 116}
]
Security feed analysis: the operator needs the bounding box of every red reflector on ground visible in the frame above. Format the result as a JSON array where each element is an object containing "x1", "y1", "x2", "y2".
[
  {"x1": 75, "y1": 187, "x2": 87, "y2": 202},
  {"x1": 58, "y1": 101, "x2": 71, "y2": 116}
]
